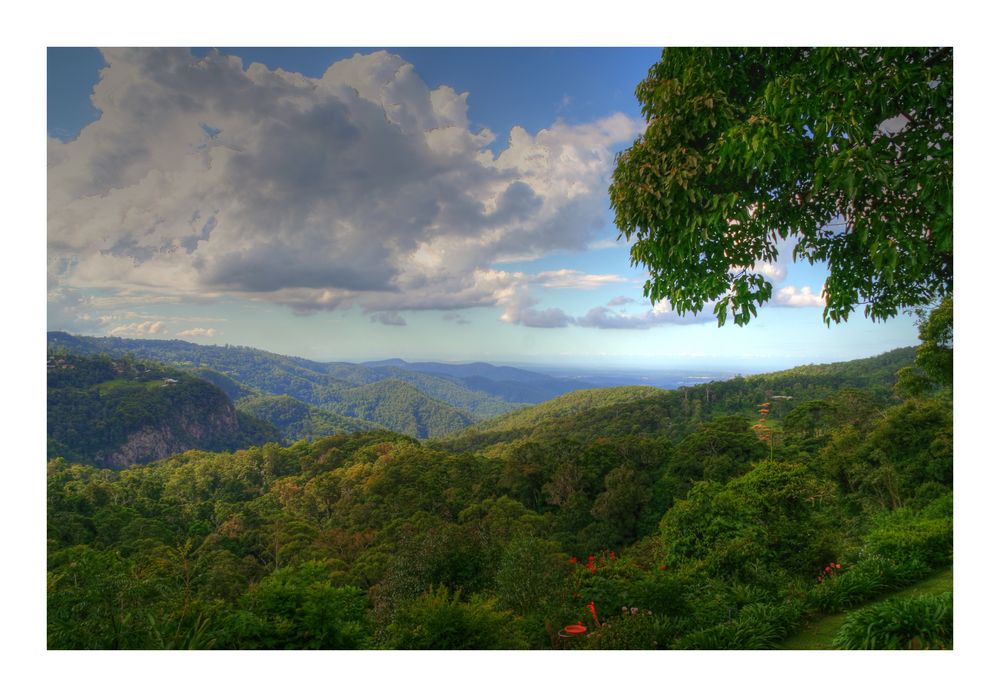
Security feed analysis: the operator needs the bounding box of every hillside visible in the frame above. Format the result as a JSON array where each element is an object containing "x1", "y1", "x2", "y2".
[
  {"x1": 438, "y1": 347, "x2": 918, "y2": 452},
  {"x1": 46, "y1": 333, "x2": 532, "y2": 428},
  {"x1": 236, "y1": 394, "x2": 381, "y2": 441},
  {"x1": 323, "y1": 379, "x2": 477, "y2": 438},
  {"x1": 441, "y1": 384, "x2": 666, "y2": 444},
  {"x1": 47, "y1": 352, "x2": 280, "y2": 468},
  {"x1": 363, "y1": 358, "x2": 595, "y2": 402},
  {"x1": 46, "y1": 336, "x2": 952, "y2": 650}
]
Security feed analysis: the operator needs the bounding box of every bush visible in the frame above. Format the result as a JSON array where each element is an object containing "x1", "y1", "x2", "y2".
[
  {"x1": 809, "y1": 557, "x2": 930, "y2": 613},
  {"x1": 585, "y1": 608, "x2": 659, "y2": 649},
  {"x1": 234, "y1": 561, "x2": 369, "y2": 649},
  {"x1": 672, "y1": 601, "x2": 803, "y2": 650},
  {"x1": 382, "y1": 585, "x2": 527, "y2": 649},
  {"x1": 832, "y1": 593, "x2": 952, "y2": 649},
  {"x1": 864, "y1": 498, "x2": 952, "y2": 567},
  {"x1": 495, "y1": 536, "x2": 570, "y2": 615}
]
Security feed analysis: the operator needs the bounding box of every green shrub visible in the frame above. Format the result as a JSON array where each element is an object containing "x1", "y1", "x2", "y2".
[
  {"x1": 495, "y1": 536, "x2": 570, "y2": 615},
  {"x1": 832, "y1": 593, "x2": 952, "y2": 649},
  {"x1": 809, "y1": 557, "x2": 930, "y2": 613},
  {"x1": 585, "y1": 608, "x2": 658, "y2": 649},
  {"x1": 234, "y1": 561, "x2": 369, "y2": 649},
  {"x1": 382, "y1": 585, "x2": 527, "y2": 649},
  {"x1": 672, "y1": 601, "x2": 803, "y2": 649},
  {"x1": 864, "y1": 501, "x2": 952, "y2": 567}
]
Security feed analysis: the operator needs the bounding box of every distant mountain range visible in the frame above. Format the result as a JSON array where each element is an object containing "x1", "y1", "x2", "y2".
[
  {"x1": 46, "y1": 332, "x2": 599, "y2": 442},
  {"x1": 47, "y1": 332, "x2": 918, "y2": 472}
]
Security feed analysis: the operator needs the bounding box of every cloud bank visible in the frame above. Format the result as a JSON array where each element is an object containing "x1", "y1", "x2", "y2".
[{"x1": 48, "y1": 49, "x2": 642, "y2": 326}]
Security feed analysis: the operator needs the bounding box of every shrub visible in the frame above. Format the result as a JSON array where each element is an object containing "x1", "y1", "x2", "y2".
[
  {"x1": 672, "y1": 601, "x2": 803, "y2": 650},
  {"x1": 809, "y1": 557, "x2": 930, "y2": 613},
  {"x1": 235, "y1": 561, "x2": 369, "y2": 649},
  {"x1": 864, "y1": 499, "x2": 952, "y2": 567},
  {"x1": 494, "y1": 536, "x2": 570, "y2": 615},
  {"x1": 585, "y1": 607, "x2": 658, "y2": 649},
  {"x1": 382, "y1": 585, "x2": 527, "y2": 649},
  {"x1": 832, "y1": 593, "x2": 952, "y2": 649}
]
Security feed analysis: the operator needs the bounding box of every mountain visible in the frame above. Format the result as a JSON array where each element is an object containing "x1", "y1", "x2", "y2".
[
  {"x1": 47, "y1": 332, "x2": 353, "y2": 404},
  {"x1": 324, "y1": 363, "x2": 526, "y2": 418},
  {"x1": 47, "y1": 351, "x2": 280, "y2": 468},
  {"x1": 362, "y1": 358, "x2": 596, "y2": 402},
  {"x1": 437, "y1": 347, "x2": 919, "y2": 452},
  {"x1": 322, "y1": 379, "x2": 476, "y2": 438},
  {"x1": 46, "y1": 333, "x2": 528, "y2": 427},
  {"x1": 235, "y1": 394, "x2": 381, "y2": 442}
]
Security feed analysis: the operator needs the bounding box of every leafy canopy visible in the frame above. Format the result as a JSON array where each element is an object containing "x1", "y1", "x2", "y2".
[{"x1": 610, "y1": 48, "x2": 952, "y2": 325}]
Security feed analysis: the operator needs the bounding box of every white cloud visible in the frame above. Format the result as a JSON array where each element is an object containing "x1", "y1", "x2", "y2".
[
  {"x1": 606, "y1": 295, "x2": 635, "y2": 306},
  {"x1": 770, "y1": 285, "x2": 826, "y2": 308},
  {"x1": 530, "y1": 269, "x2": 628, "y2": 289},
  {"x1": 729, "y1": 234, "x2": 802, "y2": 284},
  {"x1": 108, "y1": 320, "x2": 167, "y2": 336},
  {"x1": 577, "y1": 300, "x2": 715, "y2": 329},
  {"x1": 48, "y1": 49, "x2": 643, "y2": 326},
  {"x1": 498, "y1": 292, "x2": 575, "y2": 328},
  {"x1": 176, "y1": 327, "x2": 218, "y2": 338},
  {"x1": 587, "y1": 236, "x2": 628, "y2": 250}
]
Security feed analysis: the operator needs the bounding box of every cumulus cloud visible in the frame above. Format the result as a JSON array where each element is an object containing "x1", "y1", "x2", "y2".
[
  {"x1": 176, "y1": 327, "x2": 219, "y2": 338},
  {"x1": 770, "y1": 285, "x2": 826, "y2": 308},
  {"x1": 530, "y1": 269, "x2": 628, "y2": 289},
  {"x1": 576, "y1": 300, "x2": 715, "y2": 330},
  {"x1": 499, "y1": 293, "x2": 575, "y2": 328},
  {"x1": 48, "y1": 49, "x2": 643, "y2": 326},
  {"x1": 108, "y1": 320, "x2": 167, "y2": 336},
  {"x1": 606, "y1": 295, "x2": 635, "y2": 307}
]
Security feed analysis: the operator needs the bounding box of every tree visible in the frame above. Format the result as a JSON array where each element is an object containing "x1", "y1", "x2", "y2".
[
  {"x1": 896, "y1": 297, "x2": 953, "y2": 396},
  {"x1": 610, "y1": 48, "x2": 952, "y2": 325}
]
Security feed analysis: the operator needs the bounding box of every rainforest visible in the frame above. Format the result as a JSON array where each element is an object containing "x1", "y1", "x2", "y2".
[{"x1": 46, "y1": 301, "x2": 952, "y2": 649}]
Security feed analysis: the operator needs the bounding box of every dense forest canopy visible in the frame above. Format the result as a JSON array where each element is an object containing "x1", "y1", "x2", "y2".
[{"x1": 47, "y1": 306, "x2": 952, "y2": 649}]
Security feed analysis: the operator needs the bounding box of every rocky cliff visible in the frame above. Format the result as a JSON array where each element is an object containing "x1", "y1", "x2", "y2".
[{"x1": 48, "y1": 352, "x2": 280, "y2": 468}]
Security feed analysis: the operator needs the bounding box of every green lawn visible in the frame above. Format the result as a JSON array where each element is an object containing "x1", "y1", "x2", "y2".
[{"x1": 780, "y1": 567, "x2": 953, "y2": 650}]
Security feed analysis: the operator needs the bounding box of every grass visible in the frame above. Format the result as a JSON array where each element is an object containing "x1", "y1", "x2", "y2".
[{"x1": 780, "y1": 567, "x2": 953, "y2": 650}]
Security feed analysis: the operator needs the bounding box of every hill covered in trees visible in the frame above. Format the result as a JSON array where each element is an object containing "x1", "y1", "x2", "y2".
[
  {"x1": 235, "y1": 395, "x2": 382, "y2": 442},
  {"x1": 436, "y1": 347, "x2": 917, "y2": 454},
  {"x1": 47, "y1": 352, "x2": 279, "y2": 467},
  {"x1": 47, "y1": 328, "x2": 950, "y2": 649},
  {"x1": 45, "y1": 333, "x2": 575, "y2": 437}
]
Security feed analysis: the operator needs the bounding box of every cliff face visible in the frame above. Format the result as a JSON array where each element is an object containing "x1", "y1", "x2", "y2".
[
  {"x1": 97, "y1": 400, "x2": 242, "y2": 468},
  {"x1": 48, "y1": 353, "x2": 279, "y2": 468}
]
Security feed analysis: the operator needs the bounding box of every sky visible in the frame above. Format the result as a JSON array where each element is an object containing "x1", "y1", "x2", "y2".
[{"x1": 47, "y1": 46, "x2": 923, "y2": 370}]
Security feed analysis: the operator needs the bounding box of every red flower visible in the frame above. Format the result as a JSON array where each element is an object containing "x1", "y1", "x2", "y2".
[
  {"x1": 587, "y1": 600, "x2": 600, "y2": 625},
  {"x1": 569, "y1": 556, "x2": 577, "y2": 564}
]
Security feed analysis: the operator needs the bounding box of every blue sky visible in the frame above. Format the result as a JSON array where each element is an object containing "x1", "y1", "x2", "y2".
[{"x1": 47, "y1": 47, "x2": 921, "y2": 370}]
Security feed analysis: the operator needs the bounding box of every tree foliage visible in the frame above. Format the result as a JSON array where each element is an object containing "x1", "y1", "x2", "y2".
[
  {"x1": 47, "y1": 347, "x2": 951, "y2": 650},
  {"x1": 610, "y1": 47, "x2": 952, "y2": 325}
]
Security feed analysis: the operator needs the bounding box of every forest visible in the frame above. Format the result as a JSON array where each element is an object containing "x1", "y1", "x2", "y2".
[{"x1": 46, "y1": 303, "x2": 952, "y2": 650}]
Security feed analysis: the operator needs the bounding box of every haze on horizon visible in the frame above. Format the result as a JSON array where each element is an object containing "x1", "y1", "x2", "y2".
[{"x1": 47, "y1": 47, "x2": 920, "y2": 371}]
